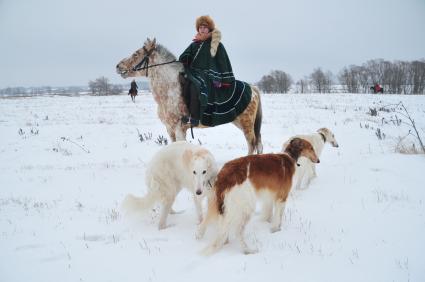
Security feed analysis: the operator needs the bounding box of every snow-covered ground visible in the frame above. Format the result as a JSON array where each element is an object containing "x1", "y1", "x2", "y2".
[{"x1": 1, "y1": 93, "x2": 424, "y2": 282}]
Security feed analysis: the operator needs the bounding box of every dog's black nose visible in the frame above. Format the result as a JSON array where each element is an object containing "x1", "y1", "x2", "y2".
[
  {"x1": 196, "y1": 190, "x2": 202, "y2": 195},
  {"x1": 316, "y1": 159, "x2": 320, "y2": 163}
]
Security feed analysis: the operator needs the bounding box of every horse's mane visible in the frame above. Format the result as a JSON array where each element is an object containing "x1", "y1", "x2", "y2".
[
  {"x1": 156, "y1": 44, "x2": 176, "y2": 61},
  {"x1": 155, "y1": 43, "x2": 182, "y2": 72}
]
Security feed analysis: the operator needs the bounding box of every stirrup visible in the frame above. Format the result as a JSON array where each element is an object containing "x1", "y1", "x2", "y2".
[{"x1": 181, "y1": 116, "x2": 199, "y2": 126}]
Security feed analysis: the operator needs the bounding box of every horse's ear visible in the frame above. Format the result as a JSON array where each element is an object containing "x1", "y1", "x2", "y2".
[
  {"x1": 146, "y1": 37, "x2": 151, "y2": 44},
  {"x1": 152, "y1": 38, "x2": 156, "y2": 46}
]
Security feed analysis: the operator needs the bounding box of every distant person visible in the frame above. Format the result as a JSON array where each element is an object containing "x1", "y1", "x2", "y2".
[
  {"x1": 128, "y1": 79, "x2": 138, "y2": 102},
  {"x1": 371, "y1": 83, "x2": 383, "y2": 94}
]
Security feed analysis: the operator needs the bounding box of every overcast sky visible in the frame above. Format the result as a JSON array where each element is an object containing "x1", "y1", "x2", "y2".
[{"x1": 0, "y1": 0, "x2": 424, "y2": 87}]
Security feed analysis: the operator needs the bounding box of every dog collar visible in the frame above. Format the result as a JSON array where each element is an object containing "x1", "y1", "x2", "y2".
[{"x1": 319, "y1": 132, "x2": 326, "y2": 143}]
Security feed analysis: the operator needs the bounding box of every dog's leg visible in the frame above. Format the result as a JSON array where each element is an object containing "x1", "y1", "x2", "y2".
[
  {"x1": 236, "y1": 213, "x2": 258, "y2": 254},
  {"x1": 296, "y1": 167, "x2": 306, "y2": 190},
  {"x1": 311, "y1": 163, "x2": 317, "y2": 178},
  {"x1": 260, "y1": 196, "x2": 273, "y2": 222},
  {"x1": 196, "y1": 197, "x2": 218, "y2": 239},
  {"x1": 201, "y1": 215, "x2": 230, "y2": 255},
  {"x1": 158, "y1": 194, "x2": 176, "y2": 230},
  {"x1": 193, "y1": 194, "x2": 203, "y2": 224},
  {"x1": 270, "y1": 200, "x2": 286, "y2": 233},
  {"x1": 303, "y1": 162, "x2": 315, "y2": 189}
]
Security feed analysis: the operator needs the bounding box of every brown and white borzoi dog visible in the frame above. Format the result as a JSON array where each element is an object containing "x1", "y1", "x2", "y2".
[
  {"x1": 122, "y1": 141, "x2": 218, "y2": 230},
  {"x1": 282, "y1": 128, "x2": 338, "y2": 190},
  {"x1": 200, "y1": 138, "x2": 319, "y2": 254}
]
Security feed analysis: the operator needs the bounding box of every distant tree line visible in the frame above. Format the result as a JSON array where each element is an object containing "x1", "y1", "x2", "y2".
[
  {"x1": 2, "y1": 59, "x2": 424, "y2": 95},
  {"x1": 0, "y1": 77, "x2": 138, "y2": 96},
  {"x1": 88, "y1": 76, "x2": 123, "y2": 95},
  {"x1": 256, "y1": 59, "x2": 425, "y2": 94},
  {"x1": 0, "y1": 85, "x2": 87, "y2": 96}
]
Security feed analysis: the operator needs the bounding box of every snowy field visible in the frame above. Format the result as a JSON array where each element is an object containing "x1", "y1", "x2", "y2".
[{"x1": 1, "y1": 93, "x2": 424, "y2": 282}]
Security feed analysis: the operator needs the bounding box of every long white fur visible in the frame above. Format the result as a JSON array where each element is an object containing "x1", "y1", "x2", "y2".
[
  {"x1": 201, "y1": 180, "x2": 287, "y2": 255},
  {"x1": 122, "y1": 141, "x2": 217, "y2": 230},
  {"x1": 282, "y1": 128, "x2": 339, "y2": 190},
  {"x1": 202, "y1": 180, "x2": 258, "y2": 255}
]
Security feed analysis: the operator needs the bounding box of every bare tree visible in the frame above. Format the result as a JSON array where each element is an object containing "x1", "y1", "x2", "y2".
[
  {"x1": 257, "y1": 70, "x2": 293, "y2": 93},
  {"x1": 409, "y1": 60, "x2": 425, "y2": 94},
  {"x1": 88, "y1": 76, "x2": 119, "y2": 95},
  {"x1": 310, "y1": 68, "x2": 333, "y2": 93},
  {"x1": 339, "y1": 65, "x2": 361, "y2": 93},
  {"x1": 257, "y1": 74, "x2": 275, "y2": 93},
  {"x1": 295, "y1": 77, "x2": 309, "y2": 93}
]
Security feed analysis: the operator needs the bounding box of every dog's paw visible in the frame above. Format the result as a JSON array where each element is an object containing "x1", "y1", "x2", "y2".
[
  {"x1": 270, "y1": 226, "x2": 281, "y2": 233},
  {"x1": 170, "y1": 208, "x2": 185, "y2": 214},
  {"x1": 261, "y1": 215, "x2": 272, "y2": 223},
  {"x1": 243, "y1": 247, "x2": 259, "y2": 255},
  {"x1": 158, "y1": 223, "x2": 175, "y2": 230},
  {"x1": 195, "y1": 229, "x2": 205, "y2": 240},
  {"x1": 200, "y1": 245, "x2": 217, "y2": 256},
  {"x1": 197, "y1": 217, "x2": 204, "y2": 225}
]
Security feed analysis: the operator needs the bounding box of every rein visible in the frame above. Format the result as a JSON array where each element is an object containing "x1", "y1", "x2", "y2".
[{"x1": 132, "y1": 46, "x2": 177, "y2": 76}]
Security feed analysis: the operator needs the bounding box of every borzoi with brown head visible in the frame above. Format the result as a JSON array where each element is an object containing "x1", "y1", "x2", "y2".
[
  {"x1": 282, "y1": 127, "x2": 338, "y2": 190},
  {"x1": 122, "y1": 141, "x2": 217, "y2": 230},
  {"x1": 201, "y1": 138, "x2": 319, "y2": 255}
]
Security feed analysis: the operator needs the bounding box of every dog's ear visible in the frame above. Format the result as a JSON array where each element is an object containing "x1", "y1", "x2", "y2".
[
  {"x1": 317, "y1": 127, "x2": 329, "y2": 136},
  {"x1": 290, "y1": 137, "x2": 304, "y2": 149},
  {"x1": 182, "y1": 149, "x2": 193, "y2": 169}
]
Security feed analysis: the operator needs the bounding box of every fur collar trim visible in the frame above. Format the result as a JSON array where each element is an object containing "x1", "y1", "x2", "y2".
[{"x1": 210, "y1": 29, "x2": 221, "y2": 57}]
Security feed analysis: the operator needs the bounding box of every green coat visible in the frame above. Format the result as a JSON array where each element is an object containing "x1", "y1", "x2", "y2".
[{"x1": 179, "y1": 38, "x2": 251, "y2": 127}]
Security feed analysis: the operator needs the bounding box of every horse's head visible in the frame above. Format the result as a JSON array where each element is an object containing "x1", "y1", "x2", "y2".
[{"x1": 116, "y1": 38, "x2": 157, "y2": 78}]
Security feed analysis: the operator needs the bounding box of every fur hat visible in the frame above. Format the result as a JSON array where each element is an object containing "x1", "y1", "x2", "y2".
[{"x1": 196, "y1": 15, "x2": 215, "y2": 31}]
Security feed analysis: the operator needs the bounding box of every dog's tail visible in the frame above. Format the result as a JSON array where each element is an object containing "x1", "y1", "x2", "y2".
[
  {"x1": 122, "y1": 192, "x2": 157, "y2": 213},
  {"x1": 122, "y1": 171, "x2": 162, "y2": 213}
]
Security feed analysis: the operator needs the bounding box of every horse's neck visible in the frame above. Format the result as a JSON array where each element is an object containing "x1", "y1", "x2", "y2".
[
  {"x1": 148, "y1": 66, "x2": 183, "y2": 116},
  {"x1": 149, "y1": 67, "x2": 180, "y2": 96}
]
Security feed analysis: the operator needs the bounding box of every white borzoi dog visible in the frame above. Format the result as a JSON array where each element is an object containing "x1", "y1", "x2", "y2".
[
  {"x1": 199, "y1": 138, "x2": 319, "y2": 254},
  {"x1": 282, "y1": 127, "x2": 338, "y2": 190},
  {"x1": 122, "y1": 141, "x2": 218, "y2": 230}
]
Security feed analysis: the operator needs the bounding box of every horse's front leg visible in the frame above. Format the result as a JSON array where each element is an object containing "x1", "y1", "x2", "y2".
[
  {"x1": 174, "y1": 123, "x2": 187, "y2": 141},
  {"x1": 165, "y1": 126, "x2": 177, "y2": 142}
]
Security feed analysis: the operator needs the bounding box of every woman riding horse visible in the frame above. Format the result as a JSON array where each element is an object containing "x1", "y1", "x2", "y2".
[{"x1": 179, "y1": 15, "x2": 240, "y2": 127}]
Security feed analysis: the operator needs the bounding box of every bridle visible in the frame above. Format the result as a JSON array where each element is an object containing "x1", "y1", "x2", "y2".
[{"x1": 132, "y1": 46, "x2": 177, "y2": 76}]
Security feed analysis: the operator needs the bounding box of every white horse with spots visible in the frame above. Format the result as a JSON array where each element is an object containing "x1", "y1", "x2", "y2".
[{"x1": 116, "y1": 38, "x2": 263, "y2": 154}]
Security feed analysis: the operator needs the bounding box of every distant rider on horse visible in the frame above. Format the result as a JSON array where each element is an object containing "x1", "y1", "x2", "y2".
[{"x1": 128, "y1": 79, "x2": 138, "y2": 102}]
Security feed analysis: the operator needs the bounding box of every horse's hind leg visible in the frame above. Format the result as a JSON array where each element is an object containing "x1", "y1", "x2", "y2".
[
  {"x1": 236, "y1": 112, "x2": 261, "y2": 154},
  {"x1": 242, "y1": 129, "x2": 256, "y2": 155}
]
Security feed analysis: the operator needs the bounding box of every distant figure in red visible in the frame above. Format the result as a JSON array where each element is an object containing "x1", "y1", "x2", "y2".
[
  {"x1": 128, "y1": 79, "x2": 138, "y2": 102},
  {"x1": 370, "y1": 83, "x2": 384, "y2": 94}
]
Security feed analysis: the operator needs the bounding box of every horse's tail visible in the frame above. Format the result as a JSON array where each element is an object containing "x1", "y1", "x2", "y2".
[{"x1": 252, "y1": 86, "x2": 263, "y2": 154}]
